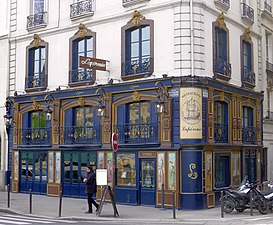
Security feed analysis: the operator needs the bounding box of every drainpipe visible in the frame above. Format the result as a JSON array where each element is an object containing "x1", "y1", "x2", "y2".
[{"x1": 190, "y1": 0, "x2": 194, "y2": 78}]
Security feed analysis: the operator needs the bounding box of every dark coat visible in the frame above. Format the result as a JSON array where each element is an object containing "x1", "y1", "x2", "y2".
[{"x1": 86, "y1": 171, "x2": 97, "y2": 194}]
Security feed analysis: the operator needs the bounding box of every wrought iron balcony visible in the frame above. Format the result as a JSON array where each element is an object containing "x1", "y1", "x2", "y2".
[
  {"x1": 242, "y1": 66, "x2": 255, "y2": 86},
  {"x1": 20, "y1": 128, "x2": 51, "y2": 145},
  {"x1": 242, "y1": 126, "x2": 256, "y2": 144},
  {"x1": 27, "y1": 12, "x2": 47, "y2": 29},
  {"x1": 214, "y1": 0, "x2": 230, "y2": 10},
  {"x1": 122, "y1": 57, "x2": 152, "y2": 77},
  {"x1": 122, "y1": 0, "x2": 150, "y2": 6},
  {"x1": 241, "y1": 3, "x2": 254, "y2": 23},
  {"x1": 70, "y1": 0, "x2": 94, "y2": 19},
  {"x1": 266, "y1": 61, "x2": 273, "y2": 72},
  {"x1": 25, "y1": 73, "x2": 47, "y2": 89},
  {"x1": 69, "y1": 69, "x2": 94, "y2": 84},
  {"x1": 214, "y1": 58, "x2": 231, "y2": 78},
  {"x1": 61, "y1": 126, "x2": 100, "y2": 145},
  {"x1": 264, "y1": 1, "x2": 272, "y2": 13},
  {"x1": 115, "y1": 122, "x2": 158, "y2": 145},
  {"x1": 214, "y1": 123, "x2": 228, "y2": 143}
]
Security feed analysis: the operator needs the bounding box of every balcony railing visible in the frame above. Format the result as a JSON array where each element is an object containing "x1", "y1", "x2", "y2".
[
  {"x1": 115, "y1": 122, "x2": 158, "y2": 145},
  {"x1": 242, "y1": 66, "x2": 255, "y2": 86},
  {"x1": 214, "y1": 58, "x2": 231, "y2": 78},
  {"x1": 264, "y1": 1, "x2": 272, "y2": 13},
  {"x1": 20, "y1": 128, "x2": 51, "y2": 145},
  {"x1": 27, "y1": 12, "x2": 47, "y2": 29},
  {"x1": 121, "y1": 57, "x2": 152, "y2": 77},
  {"x1": 214, "y1": 0, "x2": 230, "y2": 9},
  {"x1": 242, "y1": 126, "x2": 256, "y2": 144},
  {"x1": 25, "y1": 73, "x2": 47, "y2": 89},
  {"x1": 61, "y1": 126, "x2": 100, "y2": 145},
  {"x1": 241, "y1": 3, "x2": 254, "y2": 22},
  {"x1": 122, "y1": 0, "x2": 150, "y2": 6},
  {"x1": 214, "y1": 123, "x2": 228, "y2": 143},
  {"x1": 266, "y1": 61, "x2": 273, "y2": 72},
  {"x1": 70, "y1": 0, "x2": 94, "y2": 19},
  {"x1": 69, "y1": 69, "x2": 94, "y2": 84}
]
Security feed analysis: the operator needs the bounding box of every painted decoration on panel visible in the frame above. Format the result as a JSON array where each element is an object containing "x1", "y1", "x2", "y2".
[
  {"x1": 48, "y1": 152, "x2": 54, "y2": 183},
  {"x1": 180, "y1": 88, "x2": 202, "y2": 139},
  {"x1": 55, "y1": 152, "x2": 61, "y2": 184},
  {"x1": 157, "y1": 152, "x2": 165, "y2": 190},
  {"x1": 107, "y1": 152, "x2": 113, "y2": 184},
  {"x1": 205, "y1": 152, "x2": 212, "y2": 192},
  {"x1": 231, "y1": 152, "x2": 240, "y2": 186},
  {"x1": 168, "y1": 152, "x2": 176, "y2": 190},
  {"x1": 13, "y1": 151, "x2": 19, "y2": 181},
  {"x1": 117, "y1": 153, "x2": 136, "y2": 186},
  {"x1": 98, "y1": 152, "x2": 105, "y2": 169},
  {"x1": 142, "y1": 160, "x2": 155, "y2": 188}
]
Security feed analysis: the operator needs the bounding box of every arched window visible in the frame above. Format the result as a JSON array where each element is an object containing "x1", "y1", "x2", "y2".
[
  {"x1": 242, "y1": 106, "x2": 255, "y2": 144},
  {"x1": 214, "y1": 101, "x2": 228, "y2": 143}
]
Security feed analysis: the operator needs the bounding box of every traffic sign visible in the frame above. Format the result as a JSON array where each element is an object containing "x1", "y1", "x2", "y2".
[{"x1": 112, "y1": 133, "x2": 118, "y2": 152}]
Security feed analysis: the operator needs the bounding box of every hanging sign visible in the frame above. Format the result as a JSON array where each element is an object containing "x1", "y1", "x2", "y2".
[{"x1": 79, "y1": 56, "x2": 107, "y2": 71}]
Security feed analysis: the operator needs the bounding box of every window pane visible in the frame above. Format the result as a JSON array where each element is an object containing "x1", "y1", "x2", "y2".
[
  {"x1": 142, "y1": 26, "x2": 150, "y2": 40},
  {"x1": 34, "y1": 61, "x2": 40, "y2": 73},
  {"x1": 32, "y1": 112, "x2": 39, "y2": 128},
  {"x1": 86, "y1": 50, "x2": 93, "y2": 58},
  {"x1": 215, "y1": 154, "x2": 230, "y2": 187},
  {"x1": 86, "y1": 38, "x2": 93, "y2": 52},
  {"x1": 34, "y1": 0, "x2": 44, "y2": 14},
  {"x1": 41, "y1": 60, "x2": 46, "y2": 73},
  {"x1": 131, "y1": 29, "x2": 139, "y2": 42},
  {"x1": 35, "y1": 49, "x2": 40, "y2": 60},
  {"x1": 40, "y1": 112, "x2": 46, "y2": 127},
  {"x1": 41, "y1": 48, "x2": 45, "y2": 60},
  {"x1": 78, "y1": 39, "x2": 85, "y2": 53},
  {"x1": 76, "y1": 108, "x2": 84, "y2": 127},
  {"x1": 41, "y1": 153, "x2": 47, "y2": 182},
  {"x1": 64, "y1": 153, "x2": 71, "y2": 183},
  {"x1": 117, "y1": 153, "x2": 136, "y2": 186},
  {"x1": 72, "y1": 153, "x2": 79, "y2": 183},
  {"x1": 131, "y1": 43, "x2": 139, "y2": 58},
  {"x1": 140, "y1": 102, "x2": 150, "y2": 123},
  {"x1": 85, "y1": 107, "x2": 93, "y2": 126},
  {"x1": 130, "y1": 103, "x2": 139, "y2": 124},
  {"x1": 142, "y1": 160, "x2": 155, "y2": 188},
  {"x1": 142, "y1": 41, "x2": 150, "y2": 57}
]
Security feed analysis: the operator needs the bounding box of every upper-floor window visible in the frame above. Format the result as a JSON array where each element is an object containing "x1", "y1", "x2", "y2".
[
  {"x1": 242, "y1": 106, "x2": 256, "y2": 144},
  {"x1": 121, "y1": 11, "x2": 154, "y2": 80},
  {"x1": 27, "y1": 0, "x2": 47, "y2": 29},
  {"x1": 69, "y1": 24, "x2": 96, "y2": 87},
  {"x1": 26, "y1": 35, "x2": 48, "y2": 92},
  {"x1": 214, "y1": 101, "x2": 228, "y2": 143},
  {"x1": 241, "y1": 0, "x2": 254, "y2": 23}
]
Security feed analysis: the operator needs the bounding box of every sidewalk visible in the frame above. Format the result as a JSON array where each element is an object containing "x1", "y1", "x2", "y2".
[{"x1": 0, "y1": 191, "x2": 271, "y2": 224}]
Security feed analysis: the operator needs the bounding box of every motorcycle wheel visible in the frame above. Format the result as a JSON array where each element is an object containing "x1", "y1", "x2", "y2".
[
  {"x1": 257, "y1": 201, "x2": 269, "y2": 215},
  {"x1": 235, "y1": 207, "x2": 245, "y2": 213},
  {"x1": 223, "y1": 200, "x2": 234, "y2": 213}
]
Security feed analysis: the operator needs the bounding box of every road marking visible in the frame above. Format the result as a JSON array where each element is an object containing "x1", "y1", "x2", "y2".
[
  {"x1": 0, "y1": 219, "x2": 30, "y2": 224},
  {"x1": 0, "y1": 216, "x2": 53, "y2": 224}
]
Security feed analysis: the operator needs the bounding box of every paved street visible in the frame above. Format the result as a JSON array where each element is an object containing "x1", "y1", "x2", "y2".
[{"x1": 0, "y1": 191, "x2": 273, "y2": 224}]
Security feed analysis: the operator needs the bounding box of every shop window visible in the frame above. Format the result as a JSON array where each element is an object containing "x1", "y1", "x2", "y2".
[
  {"x1": 244, "y1": 150, "x2": 256, "y2": 182},
  {"x1": 121, "y1": 16, "x2": 154, "y2": 80},
  {"x1": 69, "y1": 25, "x2": 96, "y2": 86},
  {"x1": 215, "y1": 153, "x2": 230, "y2": 188},
  {"x1": 214, "y1": 101, "x2": 228, "y2": 143},
  {"x1": 242, "y1": 106, "x2": 255, "y2": 144},
  {"x1": 117, "y1": 153, "x2": 136, "y2": 186}
]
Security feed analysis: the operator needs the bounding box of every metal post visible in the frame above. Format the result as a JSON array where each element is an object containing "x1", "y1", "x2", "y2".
[
  {"x1": 172, "y1": 191, "x2": 176, "y2": 219},
  {"x1": 220, "y1": 191, "x2": 224, "y2": 218},
  {"x1": 59, "y1": 191, "x2": 62, "y2": 217},
  {"x1": 250, "y1": 190, "x2": 253, "y2": 216},
  {"x1": 29, "y1": 189, "x2": 32, "y2": 214},
  {"x1": 161, "y1": 184, "x2": 165, "y2": 209},
  {"x1": 7, "y1": 184, "x2": 10, "y2": 208}
]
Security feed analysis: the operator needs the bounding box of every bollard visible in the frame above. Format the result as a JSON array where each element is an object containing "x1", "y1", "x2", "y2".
[
  {"x1": 7, "y1": 184, "x2": 10, "y2": 208},
  {"x1": 29, "y1": 189, "x2": 32, "y2": 214},
  {"x1": 161, "y1": 184, "x2": 165, "y2": 209},
  {"x1": 250, "y1": 190, "x2": 253, "y2": 216},
  {"x1": 172, "y1": 191, "x2": 176, "y2": 219},
  {"x1": 220, "y1": 191, "x2": 224, "y2": 218},
  {"x1": 59, "y1": 191, "x2": 63, "y2": 217}
]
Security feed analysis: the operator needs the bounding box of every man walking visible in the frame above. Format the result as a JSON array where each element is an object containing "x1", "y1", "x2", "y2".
[{"x1": 84, "y1": 166, "x2": 99, "y2": 213}]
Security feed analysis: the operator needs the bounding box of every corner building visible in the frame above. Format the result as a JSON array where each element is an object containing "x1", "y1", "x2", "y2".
[{"x1": 6, "y1": 0, "x2": 268, "y2": 209}]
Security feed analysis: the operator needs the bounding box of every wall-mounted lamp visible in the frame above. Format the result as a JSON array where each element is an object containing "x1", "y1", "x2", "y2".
[
  {"x1": 95, "y1": 87, "x2": 106, "y2": 117},
  {"x1": 154, "y1": 81, "x2": 169, "y2": 114},
  {"x1": 4, "y1": 98, "x2": 14, "y2": 129},
  {"x1": 44, "y1": 93, "x2": 55, "y2": 121}
]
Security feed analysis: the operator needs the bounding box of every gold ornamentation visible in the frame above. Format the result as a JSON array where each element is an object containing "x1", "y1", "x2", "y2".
[
  {"x1": 127, "y1": 10, "x2": 145, "y2": 27},
  {"x1": 243, "y1": 28, "x2": 252, "y2": 42},
  {"x1": 216, "y1": 13, "x2": 226, "y2": 29},
  {"x1": 188, "y1": 163, "x2": 198, "y2": 179},
  {"x1": 75, "y1": 23, "x2": 91, "y2": 38},
  {"x1": 163, "y1": 118, "x2": 170, "y2": 129},
  {"x1": 30, "y1": 34, "x2": 44, "y2": 48},
  {"x1": 132, "y1": 91, "x2": 141, "y2": 101},
  {"x1": 104, "y1": 121, "x2": 111, "y2": 132},
  {"x1": 219, "y1": 92, "x2": 224, "y2": 101},
  {"x1": 246, "y1": 98, "x2": 251, "y2": 107},
  {"x1": 32, "y1": 101, "x2": 40, "y2": 110},
  {"x1": 78, "y1": 97, "x2": 85, "y2": 106}
]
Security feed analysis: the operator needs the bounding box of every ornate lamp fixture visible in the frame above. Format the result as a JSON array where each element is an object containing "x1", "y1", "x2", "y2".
[
  {"x1": 44, "y1": 93, "x2": 55, "y2": 121},
  {"x1": 154, "y1": 81, "x2": 168, "y2": 114},
  {"x1": 95, "y1": 87, "x2": 106, "y2": 117},
  {"x1": 4, "y1": 98, "x2": 14, "y2": 129}
]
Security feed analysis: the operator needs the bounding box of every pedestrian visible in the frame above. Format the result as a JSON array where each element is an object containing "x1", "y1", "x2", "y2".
[{"x1": 83, "y1": 166, "x2": 99, "y2": 213}]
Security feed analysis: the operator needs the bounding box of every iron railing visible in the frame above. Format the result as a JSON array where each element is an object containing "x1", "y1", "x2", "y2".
[
  {"x1": 70, "y1": 0, "x2": 94, "y2": 18},
  {"x1": 241, "y1": 3, "x2": 254, "y2": 22},
  {"x1": 27, "y1": 12, "x2": 47, "y2": 28},
  {"x1": 61, "y1": 126, "x2": 100, "y2": 145},
  {"x1": 25, "y1": 73, "x2": 47, "y2": 89},
  {"x1": 214, "y1": 123, "x2": 228, "y2": 143},
  {"x1": 214, "y1": 0, "x2": 230, "y2": 7},
  {"x1": 20, "y1": 128, "x2": 51, "y2": 145},
  {"x1": 214, "y1": 58, "x2": 231, "y2": 77},
  {"x1": 122, "y1": 57, "x2": 152, "y2": 77},
  {"x1": 266, "y1": 61, "x2": 273, "y2": 72},
  {"x1": 115, "y1": 122, "x2": 158, "y2": 144},
  {"x1": 69, "y1": 69, "x2": 93, "y2": 83},
  {"x1": 265, "y1": 1, "x2": 272, "y2": 12},
  {"x1": 242, "y1": 66, "x2": 255, "y2": 86},
  {"x1": 242, "y1": 126, "x2": 256, "y2": 144}
]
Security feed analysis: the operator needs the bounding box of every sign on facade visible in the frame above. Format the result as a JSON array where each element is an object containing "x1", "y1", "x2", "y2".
[
  {"x1": 180, "y1": 88, "x2": 202, "y2": 139},
  {"x1": 79, "y1": 56, "x2": 107, "y2": 71},
  {"x1": 96, "y1": 169, "x2": 108, "y2": 186}
]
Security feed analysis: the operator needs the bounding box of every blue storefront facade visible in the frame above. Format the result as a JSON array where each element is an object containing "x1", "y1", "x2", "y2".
[{"x1": 7, "y1": 76, "x2": 265, "y2": 209}]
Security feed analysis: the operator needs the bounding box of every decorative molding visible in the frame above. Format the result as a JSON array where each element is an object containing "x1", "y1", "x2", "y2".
[
  {"x1": 32, "y1": 101, "x2": 40, "y2": 110},
  {"x1": 74, "y1": 23, "x2": 91, "y2": 38},
  {"x1": 127, "y1": 10, "x2": 145, "y2": 27},
  {"x1": 78, "y1": 97, "x2": 85, "y2": 106},
  {"x1": 243, "y1": 28, "x2": 252, "y2": 42},
  {"x1": 219, "y1": 92, "x2": 224, "y2": 101},
  {"x1": 132, "y1": 91, "x2": 141, "y2": 101},
  {"x1": 216, "y1": 13, "x2": 226, "y2": 29},
  {"x1": 30, "y1": 34, "x2": 44, "y2": 48}
]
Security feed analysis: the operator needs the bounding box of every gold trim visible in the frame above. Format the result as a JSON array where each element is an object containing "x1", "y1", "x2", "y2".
[
  {"x1": 30, "y1": 34, "x2": 44, "y2": 48},
  {"x1": 127, "y1": 10, "x2": 145, "y2": 27},
  {"x1": 75, "y1": 23, "x2": 91, "y2": 38},
  {"x1": 78, "y1": 97, "x2": 85, "y2": 106},
  {"x1": 216, "y1": 13, "x2": 225, "y2": 29},
  {"x1": 32, "y1": 101, "x2": 40, "y2": 110},
  {"x1": 243, "y1": 28, "x2": 252, "y2": 42},
  {"x1": 132, "y1": 91, "x2": 141, "y2": 101}
]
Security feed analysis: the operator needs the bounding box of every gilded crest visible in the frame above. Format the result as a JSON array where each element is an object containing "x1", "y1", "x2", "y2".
[
  {"x1": 32, "y1": 101, "x2": 40, "y2": 110},
  {"x1": 246, "y1": 98, "x2": 251, "y2": 107},
  {"x1": 78, "y1": 97, "x2": 85, "y2": 106},
  {"x1": 216, "y1": 13, "x2": 226, "y2": 29},
  {"x1": 30, "y1": 34, "x2": 44, "y2": 48},
  {"x1": 132, "y1": 91, "x2": 141, "y2": 101},
  {"x1": 219, "y1": 92, "x2": 224, "y2": 101},
  {"x1": 127, "y1": 10, "x2": 145, "y2": 27},
  {"x1": 243, "y1": 28, "x2": 252, "y2": 42},
  {"x1": 75, "y1": 23, "x2": 91, "y2": 38},
  {"x1": 188, "y1": 163, "x2": 198, "y2": 180}
]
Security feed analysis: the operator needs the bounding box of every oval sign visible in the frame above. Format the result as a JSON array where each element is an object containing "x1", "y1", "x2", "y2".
[{"x1": 112, "y1": 133, "x2": 118, "y2": 152}]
